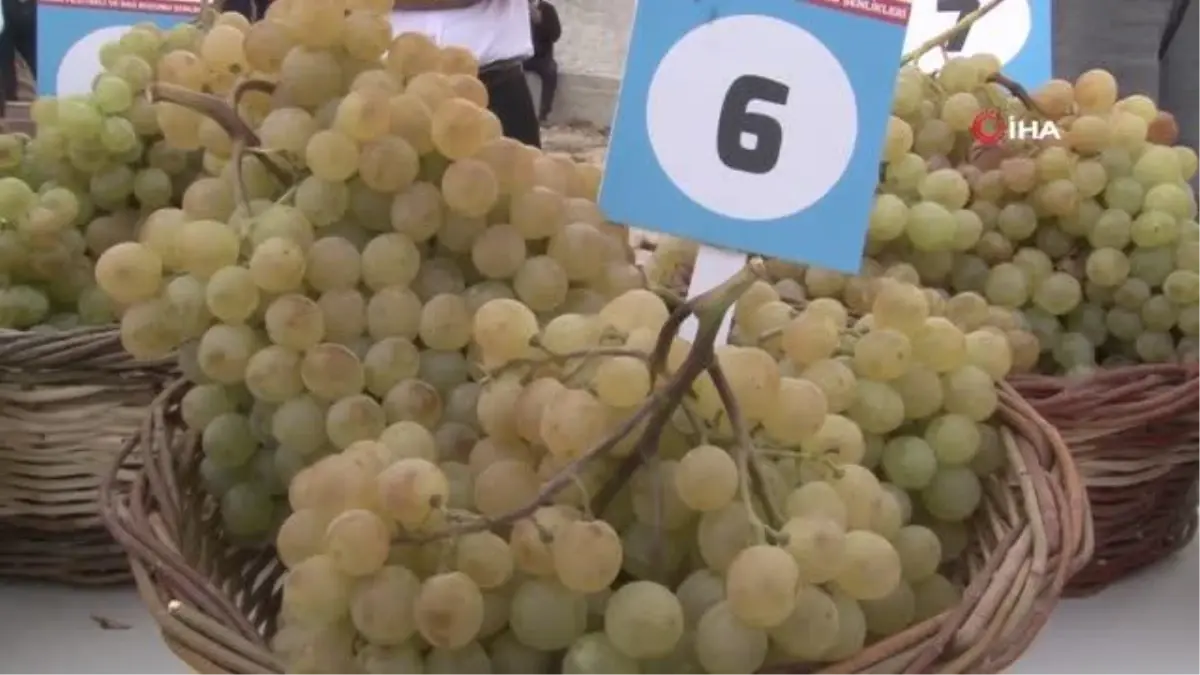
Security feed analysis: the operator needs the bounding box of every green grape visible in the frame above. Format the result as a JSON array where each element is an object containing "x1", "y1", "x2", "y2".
[
  {"x1": 820, "y1": 591, "x2": 867, "y2": 661},
  {"x1": 349, "y1": 565, "x2": 421, "y2": 645},
  {"x1": 1133, "y1": 145, "x2": 1183, "y2": 185},
  {"x1": 859, "y1": 581, "x2": 915, "y2": 637},
  {"x1": 941, "y1": 365, "x2": 998, "y2": 421},
  {"x1": 918, "y1": 169, "x2": 970, "y2": 210},
  {"x1": 1104, "y1": 176, "x2": 1145, "y2": 214},
  {"x1": 426, "y1": 644, "x2": 492, "y2": 673},
  {"x1": 694, "y1": 602, "x2": 768, "y2": 674},
  {"x1": 563, "y1": 633, "x2": 639, "y2": 674},
  {"x1": 57, "y1": 97, "x2": 104, "y2": 140},
  {"x1": 180, "y1": 383, "x2": 239, "y2": 430},
  {"x1": 892, "y1": 525, "x2": 942, "y2": 582},
  {"x1": 355, "y1": 638, "x2": 422, "y2": 672},
  {"x1": 868, "y1": 193, "x2": 908, "y2": 242},
  {"x1": 924, "y1": 413, "x2": 981, "y2": 465},
  {"x1": 835, "y1": 530, "x2": 902, "y2": 598},
  {"x1": 675, "y1": 568, "x2": 725, "y2": 626},
  {"x1": 880, "y1": 436, "x2": 937, "y2": 489},
  {"x1": 99, "y1": 117, "x2": 139, "y2": 154},
  {"x1": 912, "y1": 574, "x2": 961, "y2": 622},
  {"x1": 781, "y1": 516, "x2": 845, "y2": 584},
  {"x1": 202, "y1": 412, "x2": 258, "y2": 468},
  {"x1": 509, "y1": 578, "x2": 588, "y2": 651},
  {"x1": 219, "y1": 481, "x2": 275, "y2": 538},
  {"x1": 206, "y1": 265, "x2": 260, "y2": 323},
  {"x1": 1085, "y1": 247, "x2": 1131, "y2": 286},
  {"x1": 1142, "y1": 294, "x2": 1179, "y2": 330},
  {"x1": 324, "y1": 389, "x2": 384, "y2": 446},
  {"x1": 882, "y1": 115, "x2": 914, "y2": 162},
  {"x1": 132, "y1": 167, "x2": 173, "y2": 208},
  {"x1": 489, "y1": 632, "x2": 553, "y2": 674},
  {"x1": 921, "y1": 466, "x2": 983, "y2": 522},
  {"x1": 767, "y1": 585, "x2": 840, "y2": 660},
  {"x1": 604, "y1": 581, "x2": 684, "y2": 659},
  {"x1": 983, "y1": 263, "x2": 1030, "y2": 308}
]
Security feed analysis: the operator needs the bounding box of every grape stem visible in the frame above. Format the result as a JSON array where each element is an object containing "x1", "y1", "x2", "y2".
[
  {"x1": 708, "y1": 364, "x2": 786, "y2": 544},
  {"x1": 901, "y1": 0, "x2": 1011, "y2": 66},
  {"x1": 986, "y1": 73, "x2": 1046, "y2": 117},
  {"x1": 391, "y1": 382, "x2": 665, "y2": 544},
  {"x1": 230, "y1": 138, "x2": 252, "y2": 213},
  {"x1": 394, "y1": 259, "x2": 778, "y2": 559},
  {"x1": 230, "y1": 78, "x2": 277, "y2": 113},
  {"x1": 676, "y1": 396, "x2": 709, "y2": 444},
  {"x1": 148, "y1": 82, "x2": 293, "y2": 186},
  {"x1": 483, "y1": 346, "x2": 649, "y2": 381}
]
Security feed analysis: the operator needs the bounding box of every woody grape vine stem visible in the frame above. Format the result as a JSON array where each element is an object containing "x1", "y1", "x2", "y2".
[
  {"x1": 902, "y1": 0, "x2": 1011, "y2": 65},
  {"x1": 395, "y1": 261, "x2": 771, "y2": 551}
]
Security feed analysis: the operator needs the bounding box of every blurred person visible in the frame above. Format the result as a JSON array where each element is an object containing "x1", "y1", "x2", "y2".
[
  {"x1": 523, "y1": 0, "x2": 561, "y2": 122},
  {"x1": 1055, "y1": 0, "x2": 1197, "y2": 156},
  {"x1": 0, "y1": 0, "x2": 36, "y2": 101},
  {"x1": 392, "y1": 0, "x2": 542, "y2": 147},
  {"x1": 223, "y1": 0, "x2": 272, "y2": 21}
]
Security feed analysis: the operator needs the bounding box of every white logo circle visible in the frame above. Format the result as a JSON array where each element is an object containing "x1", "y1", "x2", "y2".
[
  {"x1": 58, "y1": 26, "x2": 134, "y2": 96},
  {"x1": 645, "y1": 14, "x2": 857, "y2": 222},
  {"x1": 903, "y1": 0, "x2": 1031, "y2": 71}
]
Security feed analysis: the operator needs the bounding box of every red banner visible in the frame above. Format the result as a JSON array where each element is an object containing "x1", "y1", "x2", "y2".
[
  {"x1": 804, "y1": 0, "x2": 912, "y2": 26},
  {"x1": 37, "y1": 0, "x2": 203, "y2": 16}
]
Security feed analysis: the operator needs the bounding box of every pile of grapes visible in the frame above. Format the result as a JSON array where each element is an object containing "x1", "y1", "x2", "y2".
[
  {"x1": 0, "y1": 20, "x2": 219, "y2": 330},
  {"x1": 61, "y1": 4, "x2": 1039, "y2": 673},
  {"x1": 651, "y1": 58, "x2": 1200, "y2": 375},
  {"x1": 677, "y1": 58, "x2": 1199, "y2": 374},
  {"x1": 872, "y1": 59, "x2": 1198, "y2": 373}
]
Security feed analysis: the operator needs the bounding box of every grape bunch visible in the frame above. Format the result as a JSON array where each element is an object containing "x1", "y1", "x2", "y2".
[
  {"x1": 0, "y1": 17, "x2": 224, "y2": 330},
  {"x1": 871, "y1": 58, "x2": 1198, "y2": 373},
  {"x1": 74, "y1": 3, "x2": 1029, "y2": 671},
  {"x1": 261, "y1": 267, "x2": 1009, "y2": 674}
]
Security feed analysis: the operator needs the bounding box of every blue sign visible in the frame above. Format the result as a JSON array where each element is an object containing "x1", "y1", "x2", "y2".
[
  {"x1": 902, "y1": 0, "x2": 1051, "y2": 89},
  {"x1": 599, "y1": 0, "x2": 910, "y2": 273},
  {"x1": 37, "y1": 2, "x2": 194, "y2": 96}
]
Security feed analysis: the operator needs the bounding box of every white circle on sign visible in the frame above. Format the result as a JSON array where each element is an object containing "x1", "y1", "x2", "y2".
[
  {"x1": 57, "y1": 26, "x2": 132, "y2": 96},
  {"x1": 645, "y1": 14, "x2": 857, "y2": 222},
  {"x1": 903, "y1": 0, "x2": 1031, "y2": 72}
]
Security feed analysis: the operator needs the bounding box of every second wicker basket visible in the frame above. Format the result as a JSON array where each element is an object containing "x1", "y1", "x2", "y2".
[
  {"x1": 0, "y1": 327, "x2": 175, "y2": 585},
  {"x1": 1011, "y1": 363, "x2": 1199, "y2": 596}
]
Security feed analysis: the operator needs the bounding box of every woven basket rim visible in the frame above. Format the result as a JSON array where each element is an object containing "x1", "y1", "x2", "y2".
[
  {"x1": 0, "y1": 325, "x2": 177, "y2": 374},
  {"x1": 100, "y1": 379, "x2": 1093, "y2": 674},
  {"x1": 1010, "y1": 362, "x2": 1200, "y2": 596}
]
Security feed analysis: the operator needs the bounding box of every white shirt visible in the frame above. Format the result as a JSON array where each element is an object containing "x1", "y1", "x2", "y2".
[{"x1": 389, "y1": 0, "x2": 534, "y2": 66}]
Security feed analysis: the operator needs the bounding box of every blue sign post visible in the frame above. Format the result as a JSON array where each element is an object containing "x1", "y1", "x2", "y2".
[
  {"x1": 599, "y1": 0, "x2": 911, "y2": 274},
  {"x1": 902, "y1": 0, "x2": 1051, "y2": 89},
  {"x1": 37, "y1": 0, "x2": 198, "y2": 96}
]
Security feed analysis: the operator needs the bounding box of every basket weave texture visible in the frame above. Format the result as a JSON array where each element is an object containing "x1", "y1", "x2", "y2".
[
  {"x1": 102, "y1": 380, "x2": 1091, "y2": 674},
  {"x1": 1010, "y1": 363, "x2": 1199, "y2": 596},
  {"x1": 0, "y1": 327, "x2": 175, "y2": 585}
]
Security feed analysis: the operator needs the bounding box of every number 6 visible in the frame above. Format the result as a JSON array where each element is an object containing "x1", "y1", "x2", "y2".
[{"x1": 716, "y1": 75, "x2": 790, "y2": 175}]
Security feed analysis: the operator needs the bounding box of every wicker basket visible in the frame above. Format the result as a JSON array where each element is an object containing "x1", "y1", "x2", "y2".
[
  {"x1": 1010, "y1": 363, "x2": 1200, "y2": 596},
  {"x1": 0, "y1": 327, "x2": 176, "y2": 585},
  {"x1": 101, "y1": 379, "x2": 1090, "y2": 674}
]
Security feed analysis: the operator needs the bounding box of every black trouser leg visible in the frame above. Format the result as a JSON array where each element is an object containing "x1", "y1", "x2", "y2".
[
  {"x1": 481, "y1": 64, "x2": 542, "y2": 148},
  {"x1": 523, "y1": 56, "x2": 558, "y2": 120},
  {"x1": 3, "y1": 0, "x2": 36, "y2": 78}
]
